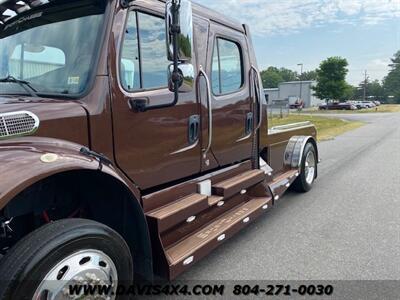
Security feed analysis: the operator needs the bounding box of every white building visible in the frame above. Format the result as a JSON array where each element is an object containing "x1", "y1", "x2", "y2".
[{"x1": 264, "y1": 81, "x2": 323, "y2": 108}]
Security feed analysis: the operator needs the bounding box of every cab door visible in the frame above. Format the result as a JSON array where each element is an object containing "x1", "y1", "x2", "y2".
[
  {"x1": 203, "y1": 23, "x2": 253, "y2": 168},
  {"x1": 110, "y1": 6, "x2": 201, "y2": 189}
]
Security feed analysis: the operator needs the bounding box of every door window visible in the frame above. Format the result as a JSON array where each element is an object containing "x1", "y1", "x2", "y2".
[
  {"x1": 120, "y1": 11, "x2": 170, "y2": 91},
  {"x1": 211, "y1": 38, "x2": 243, "y2": 95}
]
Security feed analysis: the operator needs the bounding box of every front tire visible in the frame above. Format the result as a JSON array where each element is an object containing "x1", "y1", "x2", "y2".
[
  {"x1": 291, "y1": 143, "x2": 317, "y2": 193},
  {"x1": 0, "y1": 219, "x2": 133, "y2": 300}
]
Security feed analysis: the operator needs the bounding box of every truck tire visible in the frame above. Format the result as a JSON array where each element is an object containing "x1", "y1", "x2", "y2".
[
  {"x1": 0, "y1": 218, "x2": 133, "y2": 300},
  {"x1": 291, "y1": 143, "x2": 317, "y2": 193}
]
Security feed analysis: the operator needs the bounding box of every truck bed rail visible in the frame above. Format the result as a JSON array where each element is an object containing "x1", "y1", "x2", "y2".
[{"x1": 269, "y1": 121, "x2": 313, "y2": 134}]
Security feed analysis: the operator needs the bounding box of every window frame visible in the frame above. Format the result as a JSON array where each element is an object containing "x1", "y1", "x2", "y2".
[
  {"x1": 211, "y1": 35, "x2": 245, "y2": 97},
  {"x1": 118, "y1": 9, "x2": 170, "y2": 93}
]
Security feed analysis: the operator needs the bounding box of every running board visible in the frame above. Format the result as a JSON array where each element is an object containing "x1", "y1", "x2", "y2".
[
  {"x1": 147, "y1": 194, "x2": 209, "y2": 232},
  {"x1": 146, "y1": 169, "x2": 267, "y2": 235},
  {"x1": 165, "y1": 196, "x2": 272, "y2": 279},
  {"x1": 212, "y1": 169, "x2": 265, "y2": 198},
  {"x1": 143, "y1": 161, "x2": 300, "y2": 280},
  {"x1": 268, "y1": 169, "x2": 299, "y2": 201}
]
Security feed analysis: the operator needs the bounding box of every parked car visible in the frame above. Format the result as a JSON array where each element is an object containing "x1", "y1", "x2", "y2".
[
  {"x1": 361, "y1": 101, "x2": 376, "y2": 108},
  {"x1": 319, "y1": 102, "x2": 357, "y2": 110},
  {"x1": 350, "y1": 101, "x2": 371, "y2": 109},
  {"x1": 347, "y1": 101, "x2": 362, "y2": 109},
  {"x1": 355, "y1": 102, "x2": 368, "y2": 109},
  {"x1": 374, "y1": 101, "x2": 381, "y2": 106},
  {"x1": 289, "y1": 99, "x2": 304, "y2": 109}
]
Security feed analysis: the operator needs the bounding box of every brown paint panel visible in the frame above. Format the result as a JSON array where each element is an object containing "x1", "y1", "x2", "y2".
[
  {"x1": 141, "y1": 160, "x2": 252, "y2": 213},
  {"x1": 81, "y1": 77, "x2": 115, "y2": 161},
  {"x1": 0, "y1": 98, "x2": 89, "y2": 146},
  {"x1": 266, "y1": 125, "x2": 317, "y2": 173},
  {"x1": 0, "y1": 137, "x2": 137, "y2": 209},
  {"x1": 205, "y1": 22, "x2": 253, "y2": 168},
  {"x1": 109, "y1": 4, "x2": 201, "y2": 189}
]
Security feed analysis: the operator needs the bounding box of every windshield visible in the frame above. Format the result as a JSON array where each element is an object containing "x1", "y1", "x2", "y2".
[{"x1": 0, "y1": 2, "x2": 106, "y2": 96}]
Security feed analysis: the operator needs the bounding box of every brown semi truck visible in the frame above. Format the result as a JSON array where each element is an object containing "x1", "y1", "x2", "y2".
[{"x1": 0, "y1": 0, "x2": 319, "y2": 298}]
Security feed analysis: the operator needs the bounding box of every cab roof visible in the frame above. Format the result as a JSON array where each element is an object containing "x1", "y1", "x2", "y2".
[
  {"x1": 182, "y1": 1, "x2": 244, "y2": 33},
  {"x1": 1, "y1": 0, "x2": 245, "y2": 33}
]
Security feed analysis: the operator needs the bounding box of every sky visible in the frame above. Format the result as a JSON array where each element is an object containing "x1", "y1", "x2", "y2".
[{"x1": 193, "y1": 0, "x2": 400, "y2": 86}]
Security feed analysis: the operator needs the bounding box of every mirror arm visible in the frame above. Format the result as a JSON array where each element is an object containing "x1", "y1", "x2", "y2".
[{"x1": 170, "y1": 0, "x2": 181, "y2": 106}]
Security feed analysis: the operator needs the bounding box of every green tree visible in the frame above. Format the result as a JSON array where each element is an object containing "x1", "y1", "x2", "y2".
[
  {"x1": 313, "y1": 57, "x2": 349, "y2": 102},
  {"x1": 260, "y1": 67, "x2": 283, "y2": 88},
  {"x1": 354, "y1": 79, "x2": 384, "y2": 101},
  {"x1": 299, "y1": 70, "x2": 318, "y2": 81},
  {"x1": 368, "y1": 80, "x2": 385, "y2": 100},
  {"x1": 260, "y1": 66, "x2": 318, "y2": 88},
  {"x1": 340, "y1": 83, "x2": 357, "y2": 101},
  {"x1": 279, "y1": 67, "x2": 298, "y2": 82},
  {"x1": 260, "y1": 66, "x2": 299, "y2": 88},
  {"x1": 383, "y1": 51, "x2": 400, "y2": 103}
]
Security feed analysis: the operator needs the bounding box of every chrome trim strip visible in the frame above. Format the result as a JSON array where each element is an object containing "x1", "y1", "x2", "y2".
[
  {"x1": 197, "y1": 65, "x2": 212, "y2": 159},
  {"x1": 170, "y1": 139, "x2": 199, "y2": 155},
  {"x1": 270, "y1": 121, "x2": 312, "y2": 132},
  {"x1": 236, "y1": 132, "x2": 252, "y2": 142},
  {"x1": 251, "y1": 65, "x2": 263, "y2": 132}
]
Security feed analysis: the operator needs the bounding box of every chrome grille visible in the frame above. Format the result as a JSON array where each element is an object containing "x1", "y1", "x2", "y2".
[{"x1": 0, "y1": 111, "x2": 39, "y2": 139}]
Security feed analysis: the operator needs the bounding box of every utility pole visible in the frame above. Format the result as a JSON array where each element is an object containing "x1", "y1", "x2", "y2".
[
  {"x1": 363, "y1": 70, "x2": 368, "y2": 101},
  {"x1": 298, "y1": 63, "x2": 303, "y2": 101}
]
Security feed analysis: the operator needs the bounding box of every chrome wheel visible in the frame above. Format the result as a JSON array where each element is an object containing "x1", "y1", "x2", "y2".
[
  {"x1": 33, "y1": 249, "x2": 118, "y2": 300},
  {"x1": 304, "y1": 150, "x2": 316, "y2": 185}
]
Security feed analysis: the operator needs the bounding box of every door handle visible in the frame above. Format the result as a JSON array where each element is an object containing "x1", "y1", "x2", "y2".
[
  {"x1": 245, "y1": 112, "x2": 254, "y2": 135},
  {"x1": 188, "y1": 115, "x2": 200, "y2": 145}
]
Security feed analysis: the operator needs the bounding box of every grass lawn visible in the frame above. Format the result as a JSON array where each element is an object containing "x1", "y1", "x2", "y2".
[
  {"x1": 302, "y1": 104, "x2": 400, "y2": 114},
  {"x1": 268, "y1": 114, "x2": 364, "y2": 141}
]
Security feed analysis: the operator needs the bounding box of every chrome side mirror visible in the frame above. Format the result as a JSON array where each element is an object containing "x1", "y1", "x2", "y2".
[
  {"x1": 168, "y1": 63, "x2": 194, "y2": 93},
  {"x1": 165, "y1": 0, "x2": 193, "y2": 62}
]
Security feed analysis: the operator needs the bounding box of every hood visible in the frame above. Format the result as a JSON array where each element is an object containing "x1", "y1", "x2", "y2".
[{"x1": 0, "y1": 95, "x2": 90, "y2": 147}]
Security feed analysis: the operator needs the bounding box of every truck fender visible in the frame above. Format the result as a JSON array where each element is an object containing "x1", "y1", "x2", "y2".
[
  {"x1": 284, "y1": 136, "x2": 319, "y2": 174},
  {"x1": 0, "y1": 137, "x2": 140, "y2": 208},
  {"x1": 0, "y1": 137, "x2": 153, "y2": 280}
]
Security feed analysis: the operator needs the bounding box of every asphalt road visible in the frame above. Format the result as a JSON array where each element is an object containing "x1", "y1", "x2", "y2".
[{"x1": 180, "y1": 112, "x2": 400, "y2": 281}]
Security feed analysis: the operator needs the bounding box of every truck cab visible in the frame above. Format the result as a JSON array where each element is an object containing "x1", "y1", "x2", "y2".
[{"x1": 0, "y1": 0, "x2": 318, "y2": 297}]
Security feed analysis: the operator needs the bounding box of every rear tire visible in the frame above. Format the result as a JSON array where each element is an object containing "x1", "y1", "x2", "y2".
[
  {"x1": 0, "y1": 218, "x2": 133, "y2": 300},
  {"x1": 291, "y1": 143, "x2": 317, "y2": 193}
]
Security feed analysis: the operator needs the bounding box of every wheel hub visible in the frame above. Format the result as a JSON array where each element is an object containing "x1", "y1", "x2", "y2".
[
  {"x1": 304, "y1": 151, "x2": 316, "y2": 185},
  {"x1": 33, "y1": 249, "x2": 118, "y2": 300}
]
